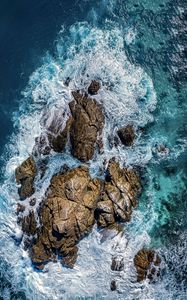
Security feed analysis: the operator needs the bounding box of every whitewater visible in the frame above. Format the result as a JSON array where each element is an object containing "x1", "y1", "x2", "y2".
[{"x1": 0, "y1": 1, "x2": 187, "y2": 299}]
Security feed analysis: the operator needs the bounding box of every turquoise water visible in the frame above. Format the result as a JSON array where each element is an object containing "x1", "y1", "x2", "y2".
[{"x1": 0, "y1": 0, "x2": 186, "y2": 299}]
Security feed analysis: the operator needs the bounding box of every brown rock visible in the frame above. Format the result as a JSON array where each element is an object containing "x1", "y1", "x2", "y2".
[
  {"x1": 88, "y1": 80, "x2": 100, "y2": 95},
  {"x1": 16, "y1": 203, "x2": 25, "y2": 215},
  {"x1": 21, "y1": 210, "x2": 37, "y2": 236},
  {"x1": 15, "y1": 156, "x2": 36, "y2": 200},
  {"x1": 134, "y1": 249, "x2": 161, "y2": 282},
  {"x1": 69, "y1": 91, "x2": 104, "y2": 162},
  {"x1": 117, "y1": 125, "x2": 136, "y2": 146},
  {"x1": 96, "y1": 159, "x2": 141, "y2": 228},
  {"x1": 29, "y1": 166, "x2": 101, "y2": 268}
]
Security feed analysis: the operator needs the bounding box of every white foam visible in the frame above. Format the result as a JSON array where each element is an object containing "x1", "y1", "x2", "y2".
[{"x1": 0, "y1": 21, "x2": 159, "y2": 300}]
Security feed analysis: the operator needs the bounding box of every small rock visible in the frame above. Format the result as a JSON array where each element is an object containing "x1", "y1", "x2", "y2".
[
  {"x1": 117, "y1": 125, "x2": 135, "y2": 146},
  {"x1": 16, "y1": 203, "x2": 25, "y2": 215},
  {"x1": 111, "y1": 257, "x2": 124, "y2": 271},
  {"x1": 30, "y1": 198, "x2": 36, "y2": 206},
  {"x1": 134, "y1": 249, "x2": 161, "y2": 282},
  {"x1": 110, "y1": 280, "x2": 117, "y2": 291},
  {"x1": 88, "y1": 80, "x2": 100, "y2": 95}
]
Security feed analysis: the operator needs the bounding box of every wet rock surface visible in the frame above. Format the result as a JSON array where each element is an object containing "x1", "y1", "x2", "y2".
[
  {"x1": 134, "y1": 249, "x2": 161, "y2": 282},
  {"x1": 117, "y1": 125, "x2": 136, "y2": 146},
  {"x1": 29, "y1": 166, "x2": 101, "y2": 268},
  {"x1": 95, "y1": 159, "x2": 141, "y2": 227},
  {"x1": 88, "y1": 80, "x2": 100, "y2": 95},
  {"x1": 15, "y1": 156, "x2": 36, "y2": 200},
  {"x1": 69, "y1": 91, "x2": 104, "y2": 162}
]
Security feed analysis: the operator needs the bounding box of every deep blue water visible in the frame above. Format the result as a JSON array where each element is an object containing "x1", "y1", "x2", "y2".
[{"x1": 0, "y1": 0, "x2": 186, "y2": 299}]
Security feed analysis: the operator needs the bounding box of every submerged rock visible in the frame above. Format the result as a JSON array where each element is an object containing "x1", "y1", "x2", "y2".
[
  {"x1": 95, "y1": 159, "x2": 141, "y2": 228},
  {"x1": 134, "y1": 249, "x2": 161, "y2": 282},
  {"x1": 69, "y1": 91, "x2": 104, "y2": 162},
  {"x1": 110, "y1": 280, "x2": 117, "y2": 291},
  {"x1": 117, "y1": 125, "x2": 136, "y2": 146},
  {"x1": 15, "y1": 156, "x2": 36, "y2": 200},
  {"x1": 111, "y1": 256, "x2": 124, "y2": 271},
  {"x1": 88, "y1": 80, "x2": 100, "y2": 95},
  {"x1": 29, "y1": 166, "x2": 101, "y2": 268}
]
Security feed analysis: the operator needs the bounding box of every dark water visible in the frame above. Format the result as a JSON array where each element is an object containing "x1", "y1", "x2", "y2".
[{"x1": 0, "y1": 0, "x2": 186, "y2": 299}]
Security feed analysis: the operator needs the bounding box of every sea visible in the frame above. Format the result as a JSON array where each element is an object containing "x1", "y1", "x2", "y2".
[{"x1": 0, "y1": 0, "x2": 186, "y2": 299}]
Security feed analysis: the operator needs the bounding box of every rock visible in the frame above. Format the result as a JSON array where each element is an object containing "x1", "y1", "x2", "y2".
[
  {"x1": 95, "y1": 159, "x2": 141, "y2": 227},
  {"x1": 69, "y1": 91, "x2": 104, "y2": 162},
  {"x1": 30, "y1": 198, "x2": 36, "y2": 206},
  {"x1": 88, "y1": 80, "x2": 100, "y2": 95},
  {"x1": 117, "y1": 125, "x2": 136, "y2": 146},
  {"x1": 134, "y1": 249, "x2": 161, "y2": 282},
  {"x1": 29, "y1": 166, "x2": 101, "y2": 268},
  {"x1": 16, "y1": 203, "x2": 25, "y2": 215},
  {"x1": 110, "y1": 280, "x2": 117, "y2": 291},
  {"x1": 21, "y1": 210, "x2": 37, "y2": 236},
  {"x1": 15, "y1": 156, "x2": 36, "y2": 200},
  {"x1": 111, "y1": 257, "x2": 124, "y2": 271},
  {"x1": 33, "y1": 109, "x2": 72, "y2": 155}
]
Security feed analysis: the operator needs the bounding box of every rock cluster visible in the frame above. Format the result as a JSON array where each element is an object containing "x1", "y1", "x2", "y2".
[
  {"x1": 134, "y1": 249, "x2": 161, "y2": 282},
  {"x1": 15, "y1": 80, "x2": 160, "y2": 280},
  {"x1": 34, "y1": 88, "x2": 104, "y2": 162}
]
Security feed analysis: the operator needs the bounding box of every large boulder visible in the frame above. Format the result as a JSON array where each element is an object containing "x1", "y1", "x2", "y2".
[
  {"x1": 28, "y1": 166, "x2": 101, "y2": 268},
  {"x1": 117, "y1": 125, "x2": 136, "y2": 146},
  {"x1": 134, "y1": 249, "x2": 161, "y2": 282},
  {"x1": 95, "y1": 159, "x2": 141, "y2": 228},
  {"x1": 15, "y1": 156, "x2": 36, "y2": 200},
  {"x1": 69, "y1": 91, "x2": 104, "y2": 162}
]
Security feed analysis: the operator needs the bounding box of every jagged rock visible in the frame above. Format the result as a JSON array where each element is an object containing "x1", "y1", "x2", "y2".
[
  {"x1": 111, "y1": 256, "x2": 124, "y2": 271},
  {"x1": 134, "y1": 249, "x2": 161, "y2": 282},
  {"x1": 15, "y1": 156, "x2": 36, "y2": 200},
  {"x1": 69, "y1": 91, "x2": 104, "y2": 162},
  {"x1": 88, "y1": 80, "x2": 100, "y2": 95},
  {"x1": 21, "y1": 210, "x2": 37, "y2": 236},
  {"x1": 95, "y1": 159, "x2": 141, "y2": 227},
  {"x1": 16, "y1": 203, "x2": 25, "y2": 215},
  {"x1": 34, "y1": 110, "x2": 73, "y2": 155},
  {"x1": 29, "y1": 166, "x2": 101, "y2": 268},
  {"x1": 117, "y1": 125, "x2": 135, "y2": 146}
]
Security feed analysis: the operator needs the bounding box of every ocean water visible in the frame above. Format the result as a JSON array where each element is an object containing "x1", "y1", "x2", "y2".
[{"x1": 0, "y1": 0, "x2": 186, "y2": 299}]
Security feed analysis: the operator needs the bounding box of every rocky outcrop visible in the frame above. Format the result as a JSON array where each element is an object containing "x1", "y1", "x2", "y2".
[
  {"x1": 134, "y1": 249, "x2": 161, "y2": 282},
  {"x1": 88, "y1": 80, "x2": 100, "y2": 95},
  {"x1": 69, "y1": 91, "x2": 104, "y2": 162},
  {"x1": 15, "y1": 156, "x2": 36, "y2": 200},
  {"x1": 95, "y1": 159, "x2": 141, "y2": 228},
  {"x1": 29, "y1": 166, "x2": 101, "y2": 268},
  {"x1": 117, "y1": 125, "x2": 135, "y2": 146},
  {"x1": 111, "y1": 256, "x2": 124, "y2": 271}
]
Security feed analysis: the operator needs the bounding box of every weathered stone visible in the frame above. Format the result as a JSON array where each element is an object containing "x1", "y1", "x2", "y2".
[
  {"x1": 117, "y1": 125, "x2": 136, "y2": 146},
  {"x1": 69, "y1": 91, "x2": 104, "y2": 162},
  {"x1": 88, "y1": 80, "x2": 100, "y2": 95},
  {"x1": 111, "y1": 257, "x2": 124, "y2": 271},
  {"x1": 15, "y1": 156, "x2": 36, "y2": 200},
  {"x1": 134, "y1": 249, "x2": 161, "y2": 282},
  {"x1": 16, "y1": 203, "x2": 25, "y2": 215},
  {"x1": 29, "y1": 166, "x2": 101, "y2": 268},
  {"x1": 96, "y1": 159, "x2": 141, "y2": 228},
  {"x1": 21, "y1": 210, "x2": 37, "y2": 236}
]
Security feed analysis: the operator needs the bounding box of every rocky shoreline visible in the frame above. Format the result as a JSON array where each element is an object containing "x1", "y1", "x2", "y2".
[{"x1": 15, "y1": 80, "x2": 161, "y2": 284}]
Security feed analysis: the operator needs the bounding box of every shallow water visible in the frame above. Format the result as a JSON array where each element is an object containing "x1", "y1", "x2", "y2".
[{"x1": 0, "y1": 0, "x2": 186, "y2": 299}]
